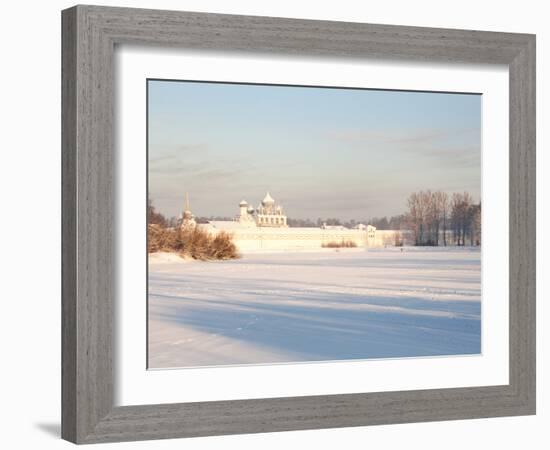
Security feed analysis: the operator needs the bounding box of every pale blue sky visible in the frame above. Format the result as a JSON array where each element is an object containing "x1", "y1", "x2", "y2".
[{"x1": 148, "y1": 80, "x2": 481, "y2": 220}]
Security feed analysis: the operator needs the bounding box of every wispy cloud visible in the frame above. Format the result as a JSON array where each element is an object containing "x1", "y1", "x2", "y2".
[
  {"x1": 327, "y1": 127, "x2": 478, "y2": 146},
  {"x1": 415, "y1": 146, "x2": 481, "y2": 169}
]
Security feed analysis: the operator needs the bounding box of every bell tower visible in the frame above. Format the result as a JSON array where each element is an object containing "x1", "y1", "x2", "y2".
[{"x1": 181, "y1": 192, "x2": 196, "y2": 229}]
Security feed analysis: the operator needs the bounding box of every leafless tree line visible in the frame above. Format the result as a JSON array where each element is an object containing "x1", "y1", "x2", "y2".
[
  {"x1": 367, "y1": 215, "x2": 406, "y2": 230},
  {"x1": 406, "y1": 190, "x2": 481, "y2": 246}
]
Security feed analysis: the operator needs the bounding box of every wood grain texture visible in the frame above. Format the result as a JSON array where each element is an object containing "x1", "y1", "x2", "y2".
[
  {"x1": 61, "y1": 7, "x2": 77, "y2": 443},
  {"x1": 61, "y1": 4, "x2": 536, "y2": 444}
]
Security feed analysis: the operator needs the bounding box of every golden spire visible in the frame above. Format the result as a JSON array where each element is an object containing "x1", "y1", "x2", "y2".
[{"x1": 185, "y1": 192, "x2": 190, "y2": 212}]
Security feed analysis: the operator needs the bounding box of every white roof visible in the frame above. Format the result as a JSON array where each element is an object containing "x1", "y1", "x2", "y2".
[{"x1": 239, "y1": 200, "x2": 248, "y2": 206}]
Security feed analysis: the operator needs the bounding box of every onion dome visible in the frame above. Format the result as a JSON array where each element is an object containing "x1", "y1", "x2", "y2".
[{"x1": 262, "y1": 192, "x2": 275, "y2": 205}]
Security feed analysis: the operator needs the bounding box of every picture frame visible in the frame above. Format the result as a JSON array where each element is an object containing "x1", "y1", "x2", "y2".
[{"x1": 61, "y1": 4, "x2": 536, "y2": 444}]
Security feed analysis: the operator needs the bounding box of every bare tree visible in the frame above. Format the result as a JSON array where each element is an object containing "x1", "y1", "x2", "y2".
[
  {"x1": 432, "y1": 191, "x2": 448, "y2": 246},
  {"x1": 147, "y1": 199, "x2": 166, "y2": 227},
  {"x1": 450, "y1": 192, "x2": 476, "y2": 245},
  {"x1": 407, "y1": 192, "x2": 423, "y2": 245},
  {"x1": 438, "y1": 191, "x2": 449, "y2": 246},
  {"x1": 425, "y1": 190, "x2": 443, "y2": 246},
  {"x1": 469, "y1": 202, "x2": 481, "y2": 246},
  {"x1": 418, "y1": 190, "x2": 432, "y2": 245},
  {"x1": 451, "y1": 193, "x2": 462, "y2": 245},
  {"x1": 408, "y1": 190, "x2": 438, "y2": 246},
  {"x1": 407, "y1": 190, "x2": 478, "y2": 247}
]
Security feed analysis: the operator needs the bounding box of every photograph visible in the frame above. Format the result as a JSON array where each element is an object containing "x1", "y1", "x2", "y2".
[{"x1": 147, "y1": 80, "x2": 482, "y2": 369}]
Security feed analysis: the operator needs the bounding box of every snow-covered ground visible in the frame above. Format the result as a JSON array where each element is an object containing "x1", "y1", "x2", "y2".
[{"x1": 148, "y1": 247, "x2": 481, "y2": 368}]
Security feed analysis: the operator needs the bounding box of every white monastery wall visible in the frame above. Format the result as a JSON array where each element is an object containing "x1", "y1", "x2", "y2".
[
  {"x1": 201, "y1": 223, "x2": 409, "y2": 252},
  {"x1": 185, "y1": 192, "x2": 411, "y2": 252}
]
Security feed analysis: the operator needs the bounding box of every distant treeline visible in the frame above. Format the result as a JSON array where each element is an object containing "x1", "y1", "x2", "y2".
[
  {"x1": 287, "y1": 217, "x2": 383, "y2": 228},
  {"x1": 365, "y1": 215, "x2": 406, "y2": 230},
  {"x1": 288, "y1": 218, "x2": 337, "y2": 228},
  {"x1": 287, "y1": 216, "x2": 408, "y2": 230},
  {"x1": 195, "y1": 216, "x2": 233, "y2": 224}
]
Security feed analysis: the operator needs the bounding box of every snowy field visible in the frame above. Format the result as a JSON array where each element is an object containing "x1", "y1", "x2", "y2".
[{"x1": 148, "y1": 247, "x2": 481, "y2": 369}]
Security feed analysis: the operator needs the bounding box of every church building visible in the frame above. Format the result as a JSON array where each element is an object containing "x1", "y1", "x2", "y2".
[{"x1": 238, "y1": 192, "x2": 288, "y2": 228}]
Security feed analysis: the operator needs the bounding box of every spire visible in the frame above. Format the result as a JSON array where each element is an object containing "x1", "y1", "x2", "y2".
[{"x1": 181, "y1": 192, "x2": 196, "y2": 228}]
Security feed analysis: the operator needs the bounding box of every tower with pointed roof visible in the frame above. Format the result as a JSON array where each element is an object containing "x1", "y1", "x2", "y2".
[{"x1": 180, "y1": 192, "x2": 196, "y2": 229}]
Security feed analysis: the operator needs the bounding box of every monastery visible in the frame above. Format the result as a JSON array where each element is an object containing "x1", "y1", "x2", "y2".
[{"x1": 181, "y1": 193, "x2": 408, "y2": 252}]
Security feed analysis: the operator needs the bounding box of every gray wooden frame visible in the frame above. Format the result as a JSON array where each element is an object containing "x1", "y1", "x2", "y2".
[{"x1": 62, "y1": 4, "x2": 536, "y2": 444}]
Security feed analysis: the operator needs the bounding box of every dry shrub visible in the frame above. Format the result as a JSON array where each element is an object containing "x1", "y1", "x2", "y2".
[
  {"x1": 148, "y1": 224, "x2": 168, "y2": 253},
  {"x1": 322, "y1": 239, "x2": 358, "y2": 248},
  {"x1": 148, "y1": 224, "x2": 239, "y2": 260},
  {"x1": 182, "y1": 227, "x2": 210, "y2": 259},
  {"x1": 210, "y1": 232, "x2": 238, "y2": 260}
]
